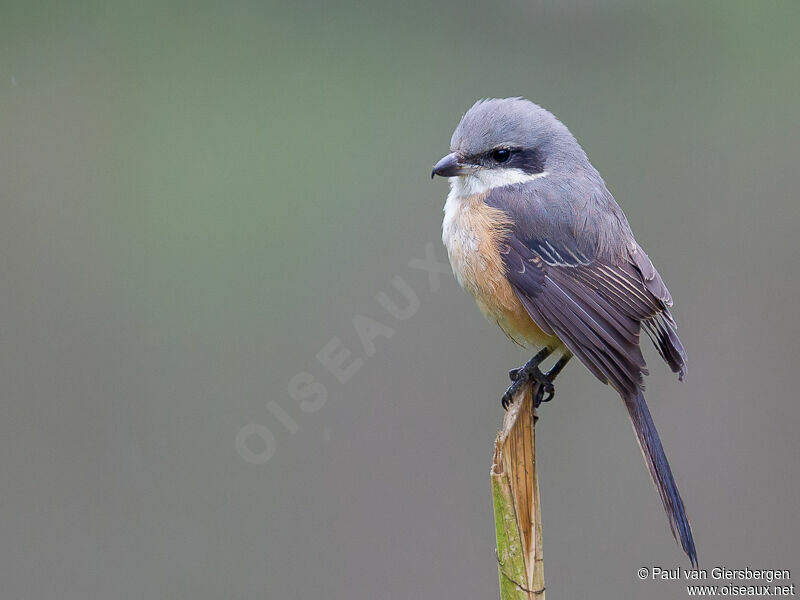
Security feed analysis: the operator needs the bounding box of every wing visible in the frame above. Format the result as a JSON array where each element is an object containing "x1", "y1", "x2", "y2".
[
  {"x1": 486, "y1": 174, "x2": 695, "y2": 563},
  {"x1": 501, "y1": 232, "x2": 687, "y2": 395}
]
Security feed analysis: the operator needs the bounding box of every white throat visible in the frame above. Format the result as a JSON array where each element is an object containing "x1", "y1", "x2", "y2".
[
  {"x1": 449, "y1": 168, "x2": 549, "y2": 197},
  {"x1": 441, "y1": 168, "x2": 549, "y2": 258}
]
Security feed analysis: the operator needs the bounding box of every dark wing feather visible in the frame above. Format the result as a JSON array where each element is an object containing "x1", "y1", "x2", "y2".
[
  {"x1": 502, "y1": 233, "x2": 687, "y2": 393},
  {"x1": 627, "y1": 241, "x2": 687, "y2": 378}
]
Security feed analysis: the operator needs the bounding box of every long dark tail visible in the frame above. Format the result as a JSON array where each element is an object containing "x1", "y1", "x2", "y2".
[{"x1": 623, "y1": 390, "x2": 697, "y2": 567}]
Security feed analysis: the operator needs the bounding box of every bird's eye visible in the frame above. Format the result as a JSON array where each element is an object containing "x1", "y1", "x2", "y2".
[{"x1": 491, "y1": 148, "x2": 511, "y2": 163}]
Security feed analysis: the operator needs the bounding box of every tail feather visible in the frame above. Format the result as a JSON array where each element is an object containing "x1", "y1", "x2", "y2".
[{"x1": 623, "y1": 390, "x2": 697, "y2": 567}]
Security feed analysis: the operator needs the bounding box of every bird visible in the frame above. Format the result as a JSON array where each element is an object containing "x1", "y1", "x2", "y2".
[{"x1": 431, "y1": 97, "x2": 696, "y2": 567}]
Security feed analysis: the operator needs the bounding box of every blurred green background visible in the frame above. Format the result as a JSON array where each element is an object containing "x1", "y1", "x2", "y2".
[{"x1": 1, "y1": 1, "x2": 798, "y2": 598}]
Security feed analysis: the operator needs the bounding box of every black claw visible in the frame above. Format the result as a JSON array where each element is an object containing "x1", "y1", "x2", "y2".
[
  {"x1": 542, "y1": 384, "x2": 555, "y2": 403},
  {"x1": 534, "y1": 381, "x2": 555, "y2": 408},
  {"x1": 534, "y1": 386, "x2": 544, "y2": 408},
  {"x1": 501, "y1": 379, "x2": 522, "y2": 411}
]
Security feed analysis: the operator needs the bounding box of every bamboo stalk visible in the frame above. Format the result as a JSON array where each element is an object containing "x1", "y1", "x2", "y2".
[{"x1": 491, "y1": 382, "x2": 545, "y2": 599}]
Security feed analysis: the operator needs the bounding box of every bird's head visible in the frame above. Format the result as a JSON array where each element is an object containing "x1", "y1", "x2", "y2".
[{"x1": 431, "y1": 97, "x2": 582, "y2": 195}]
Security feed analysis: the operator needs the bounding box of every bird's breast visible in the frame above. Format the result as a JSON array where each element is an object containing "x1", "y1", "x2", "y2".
[{"x1": 441, "y1": 189, "x2": 553, "y2": 348}]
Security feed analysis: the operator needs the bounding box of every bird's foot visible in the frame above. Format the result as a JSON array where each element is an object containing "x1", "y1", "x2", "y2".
[
  {"x1": 501, "y1": 366, "x2": 555, "y2": 410},
  {"x1": 501, "y1": 347, "x2": 570, "y2": 411},
  {"x1": 507, "y1": 347, "x2": 554, "y2": 384}
]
